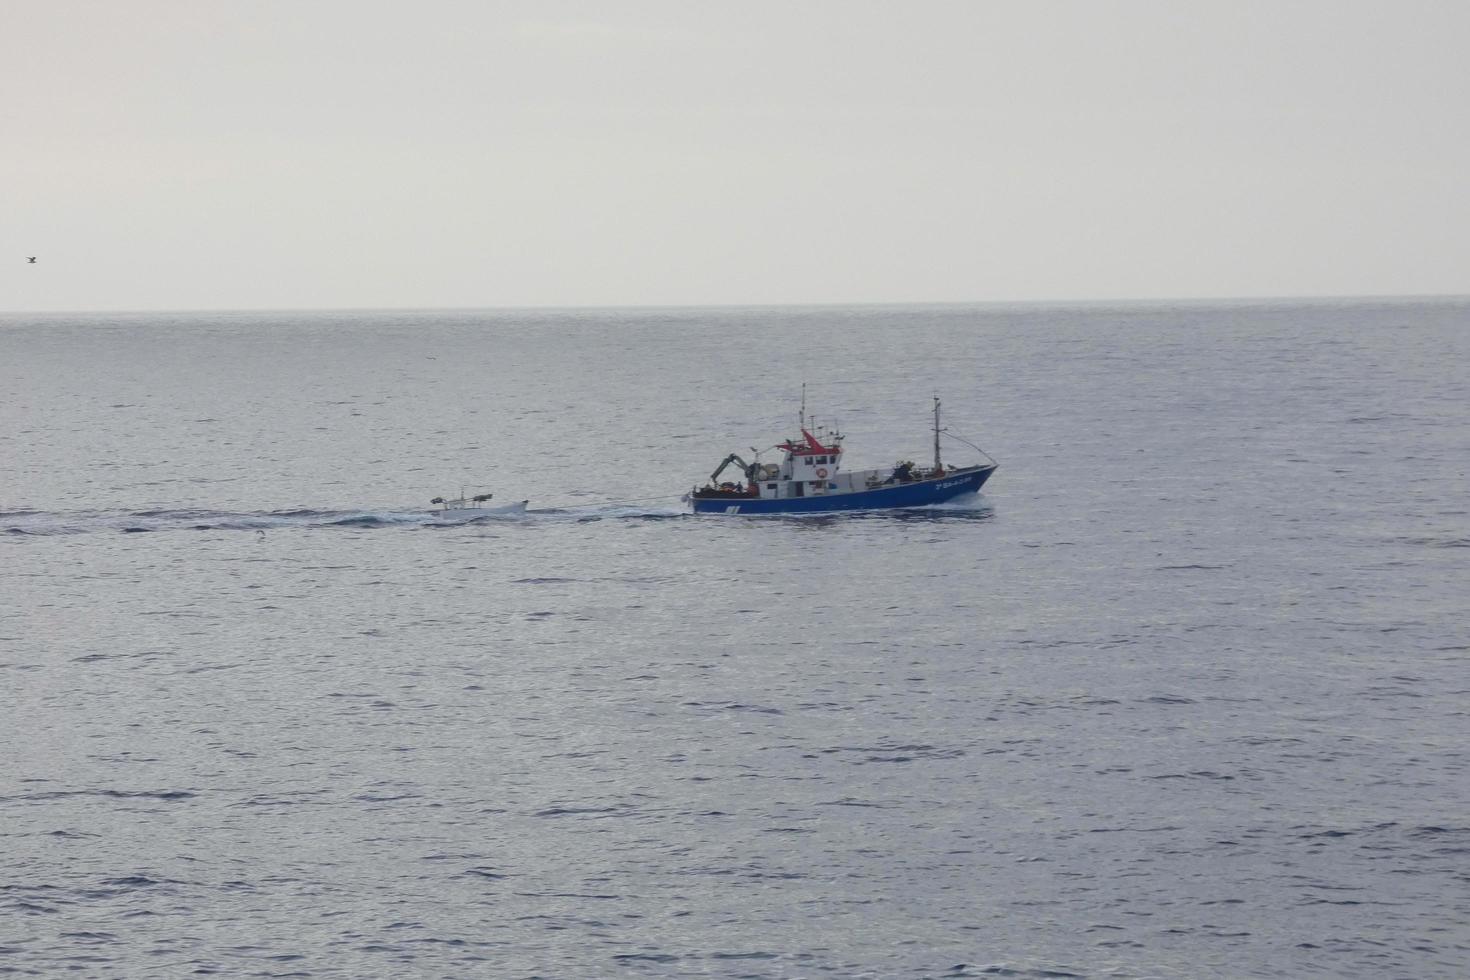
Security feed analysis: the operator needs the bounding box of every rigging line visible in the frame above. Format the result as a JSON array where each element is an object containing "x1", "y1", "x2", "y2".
[{"x1": 941, "y1": 429, "x2": 998, "y2": 467}]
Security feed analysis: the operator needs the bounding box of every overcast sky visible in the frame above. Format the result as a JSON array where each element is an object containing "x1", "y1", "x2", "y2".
[{"x1": 4, "y1": 1, "x2": 1468, "y2": 311}]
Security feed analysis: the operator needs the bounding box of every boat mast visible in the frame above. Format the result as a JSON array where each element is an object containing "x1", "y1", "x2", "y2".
[
  {"x1": 799, "y1": 382, "x2": 807, "y2": 433},
  {"x1": 933, "y1": 396, "x2": 942, "y2": 471}
]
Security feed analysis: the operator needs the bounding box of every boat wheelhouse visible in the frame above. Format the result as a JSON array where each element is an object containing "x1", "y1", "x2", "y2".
[{"x1": 690, "y1": 396, "x2": 997, "y2": 515}]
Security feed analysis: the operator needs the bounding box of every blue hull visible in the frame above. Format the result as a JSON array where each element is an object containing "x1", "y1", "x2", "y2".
[{"x1": 691, "y1": 464, "x2": 996, "y2": 515}]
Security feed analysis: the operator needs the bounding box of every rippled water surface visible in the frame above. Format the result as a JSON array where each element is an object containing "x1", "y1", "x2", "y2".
[{"x1": 3, "y1": 301, "x2": 1469, "y2": 978}]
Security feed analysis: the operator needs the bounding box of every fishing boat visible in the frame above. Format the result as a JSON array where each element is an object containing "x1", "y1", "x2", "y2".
[
  {"x1": 427, "y1": 491, "x2": 529, "y2": 519},
  {"x1": 689, "y1": 396, "x2": 997, "y2": 515}
]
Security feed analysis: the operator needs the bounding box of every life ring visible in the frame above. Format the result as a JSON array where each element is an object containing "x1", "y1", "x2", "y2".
[{"x1": 815, "y1": 467, "x2": 828, "y2": 478}]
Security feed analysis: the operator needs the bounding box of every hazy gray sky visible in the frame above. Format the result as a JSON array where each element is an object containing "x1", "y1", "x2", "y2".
[{"x1": 5, "y1": 1, "x2": 1468, "y2": 310}]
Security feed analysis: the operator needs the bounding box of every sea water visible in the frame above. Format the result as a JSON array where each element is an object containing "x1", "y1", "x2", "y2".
[{"x1": 2, "y1": 300, "x2": 1468, "y2": 978}]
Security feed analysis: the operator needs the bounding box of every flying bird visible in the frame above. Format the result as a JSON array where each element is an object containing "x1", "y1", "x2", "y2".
[{"x1": 26, "y1": 256, "x2": 36, "y2": 263}]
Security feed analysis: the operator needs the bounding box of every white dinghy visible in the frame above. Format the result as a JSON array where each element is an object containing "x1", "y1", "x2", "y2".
[{"x1": 427, "y1": 491, "x2": 529, "y2": 520}]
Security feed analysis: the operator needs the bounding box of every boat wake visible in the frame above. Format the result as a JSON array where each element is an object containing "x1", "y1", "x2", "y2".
[
  {"x1": 913, "y1": 491, "x2": 992, "y2": 512},
  {"x1": 3, "y1": 496, "x2": 987, "y2": 537},
  {"x1": 1, "y1": 504, "x2": 689, "y2": 537}
]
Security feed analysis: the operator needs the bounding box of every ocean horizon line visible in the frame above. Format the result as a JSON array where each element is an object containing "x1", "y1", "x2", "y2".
[{"x1": 3, "y1": 290, "x2": 1469, "y2": 318}]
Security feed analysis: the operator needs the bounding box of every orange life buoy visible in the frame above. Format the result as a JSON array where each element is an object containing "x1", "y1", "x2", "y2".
[{"x1": 815, "y1": 467, "x2": 829, "y2": 478}]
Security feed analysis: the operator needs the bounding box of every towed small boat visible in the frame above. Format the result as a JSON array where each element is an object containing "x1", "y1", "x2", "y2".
[
  {"x1": 690, "y1": 396, "x2": 996, "y2": 515},
  {"x1": 427, "y1": 491, "x2": 528, "y2": 519}
]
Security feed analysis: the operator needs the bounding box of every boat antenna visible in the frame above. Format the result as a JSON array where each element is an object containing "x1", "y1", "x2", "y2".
[{"x1": 933, "y1": 396, "x2": 942, "y2": 472}]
